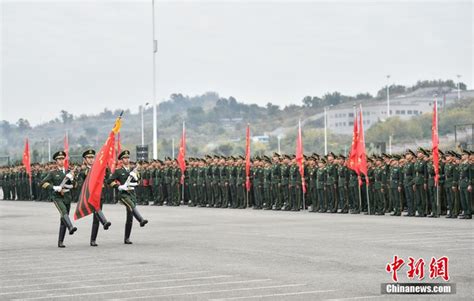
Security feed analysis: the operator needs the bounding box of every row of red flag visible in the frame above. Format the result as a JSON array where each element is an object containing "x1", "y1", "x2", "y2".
[{"x1": 21, "y1": 101, "x2": 440, "y2": 208}]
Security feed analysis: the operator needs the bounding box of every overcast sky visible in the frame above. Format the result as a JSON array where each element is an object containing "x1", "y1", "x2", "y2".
[{"x1": 1, "y1": 0, "x2": 472, "y2": 125}]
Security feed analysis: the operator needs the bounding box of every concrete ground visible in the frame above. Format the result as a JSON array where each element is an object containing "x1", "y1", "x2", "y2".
[{"x1": 0, "y1": 201, "x2": 472, "y2": 301}]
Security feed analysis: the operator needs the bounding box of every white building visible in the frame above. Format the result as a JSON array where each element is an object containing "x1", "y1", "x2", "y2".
[{"x1": 326, "y1": 88, "x2": 474, "y2": 135}]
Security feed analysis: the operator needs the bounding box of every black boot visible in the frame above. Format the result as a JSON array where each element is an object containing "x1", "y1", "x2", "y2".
[
  {"x1": 61, "y1": 215, "x2": 77, "y2": 235},
  {"x1": 90, "y1": 214, "x2": 99, "y2": 247},
  {"x1": 132, "y1": 207, "x2": 148, "y2": 227},
  {"x1": 124, "y1": 222, "x2": 133, "y2": 244},
  {"x1": 96, "y1": 210, "x2": 111, "y2": 230},
  {"x1": 58, "y1": 222, "x2": 67, "y2": 248}
]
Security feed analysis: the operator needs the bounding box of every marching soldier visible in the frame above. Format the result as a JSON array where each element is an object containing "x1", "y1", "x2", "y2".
[
  {"x1": 107, "y1": 150, "x2": 148, "y2": 244},
  {"x1": 40, "y1": 151, "x2": 77, "y2": 248},
  {"x1": 77, "y1": 149, "x2": 112, "y2": 247}
]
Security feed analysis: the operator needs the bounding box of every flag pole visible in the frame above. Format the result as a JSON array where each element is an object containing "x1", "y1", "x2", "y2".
[
  {"x1": 181, "y1": 121, "x2": 185, "y2": 203},
  {"x1": 366, "y1": 183, "x2": 371, "y2": 215},
  {"x1": 359, "y1": 104, "x2": 370, "y2": 215},
  {"x1": 299, "y1": 119, "x2": 306, "y2": 211},
  {"x1": 435, "y1": 102, "x2": 441, "y2": 216},
  {"x1": 358, "y1": 177, "x2": 362, "y2": 213}
]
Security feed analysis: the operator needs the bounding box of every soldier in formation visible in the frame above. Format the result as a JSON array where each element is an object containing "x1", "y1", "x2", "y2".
[{"x1": 2, "y1": 149, "x2": 473, "y2": 220}]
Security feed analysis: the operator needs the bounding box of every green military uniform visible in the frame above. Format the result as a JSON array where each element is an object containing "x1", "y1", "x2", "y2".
[
  {"x1": 389, "y1": 161, "x2": 403, "y2": 216},
  {"x1": 337, "y1": 163, "x2": 348, "y2": 213},
  {"x1": 402, "y1": 157, "x2": 415, "y2": 216},
  {"x1": 458, "y1": 153, "x2": 472, "y2": 219},
  {"x1": 107, "y1": 150, "x2": 148, "y2": 244},
  {"x1": 413, "y1": 156, "x2": 428, "y2": 217},
  {"x1": 40, "y1": 151, "x2": 77, "y2": 248}
]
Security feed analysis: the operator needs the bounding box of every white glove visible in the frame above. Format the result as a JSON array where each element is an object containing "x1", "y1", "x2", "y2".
[
  {"x1": 64, "y1": 184, "x2": 73, "y2": 189},
  {"x1": 130, "y1": 171, "x2": 138, "y2": 181},
  {"x1": 53, "y1": 186, "x2": 62, "y2": 192},
  {"x1": 118, "y1": 184, "x2": 128, "y2": 191},
  {"x1": 128, "y1": 182, "x2": 138, "y2": 187},
  {"x1": 66, "y1": 173, "x2": 74, "y2": 180}
]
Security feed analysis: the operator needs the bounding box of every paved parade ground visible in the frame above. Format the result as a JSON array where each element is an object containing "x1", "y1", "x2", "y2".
[{"x1": 0, "y1": 201, "x2": 472, "y2": 300}]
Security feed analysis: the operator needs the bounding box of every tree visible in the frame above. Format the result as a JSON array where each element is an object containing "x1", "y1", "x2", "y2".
[
  {"x1": 186, "y1": 106, "x2": 206, "y2": 125},
  {"x1": 356, "y1": 92, "x2": 373, "y2": 100},
  {"x1": 16, "y1": 118, "x2": 31, "y2": 131},
  {"x1": 60, "y1": 110, "x2": 74, "y2": 124},
  {"x1": 302, "y1": 96, "x2": 313, "y2": 107},
  {"x1": 266, "y1": 102, "x2": 280, "y2": 116},
  {"x1": 302, "y1": 96, "x2": 323, "y2": 108},
  {"x1": 323, "y1": 91, "x2": 342, "y2": 106}
]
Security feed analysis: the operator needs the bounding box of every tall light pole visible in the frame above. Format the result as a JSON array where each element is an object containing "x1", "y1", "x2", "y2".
[
  {"x1": 152, "y1": 0, "x2": 158, "y2": 159},
  {"x1": 324, "y1": 107, "x2": 328, "y2": 155},
  {"x1": 386, "y1": 75, "x2": 391, "y2": 118},
  {"x1": 141, "y1": 102, "x2": 150, "y2": 146},
  {"x1": 457, "y1": 74, "x2": 461, "y2": 101}
]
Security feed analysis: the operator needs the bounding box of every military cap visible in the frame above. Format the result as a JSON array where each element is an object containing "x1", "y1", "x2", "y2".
[
  {"x1": 328, "y1": 152, "x2": 336, "y2": 158},
  {"x1": 53, "y1": 151, "x2": 66, "y2": 160},
  {"x1": 405, "y1": 149, "x2": 416, "y2": 157},
  {"x1": 118, "y1": 150, "x2": 131, "y2": 160},
  {"x1": 438, "y1": 149, "x2": 445, "y2": 156},
  {"x1": 461, "y1": 149, "x2": 471, "y2": 155},
  {"x1": 283, "y1": 154, "x2": 291, "y2": 159},
  {"x1": 157, "y1": 159, "x2": 163, "y2": 164},
  {"x1": 273, "y1": 152, "x2": 280, "y2": 157},
  {"x1": 451, "y1": 151, "x2": 460, "y2": 158},
  {"x1": 320, "y1": 158, "x2": 327, "y2": 163},
  {"x1": 82, "y1": 149, "x2": 96, "y2": 158},
  {"x1": 239, "y1": 155, "x2": 245, "y2": 160},
  {"x1": 417, "y1": 147, "x2": 429, "y2": 156}
]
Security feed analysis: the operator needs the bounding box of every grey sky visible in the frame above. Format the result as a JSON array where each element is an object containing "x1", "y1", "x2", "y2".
[{"x1": 1, "y1": 0, "x2": 472, "y2": 125}]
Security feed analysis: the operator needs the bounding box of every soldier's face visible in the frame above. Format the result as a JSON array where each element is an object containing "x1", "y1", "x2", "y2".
[
  {"x1": 56, "y1": 158, "x2": 65, "y2": 168},
  {"x1": 122, "y1": 157, "x2": 130, "y2": 165},
  {"x1": 85, "y1": 156, "x2": 94, "y2": 166}
]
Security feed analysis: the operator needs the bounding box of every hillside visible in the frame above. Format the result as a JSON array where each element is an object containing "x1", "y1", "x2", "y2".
[{"x1": 0, "y1": 79, "x2": 470, "y2": 164}]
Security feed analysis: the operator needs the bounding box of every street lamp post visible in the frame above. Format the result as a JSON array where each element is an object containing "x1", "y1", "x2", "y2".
[
  {"x1": 152, "y1": 0, "x2": 158, "y2": 159},
  {"x1": 324, "y1": 107, "x2": 328, "y2": 155},
  {"x1": 141, "y1": 102, "x2": 150, "y2": 146}
]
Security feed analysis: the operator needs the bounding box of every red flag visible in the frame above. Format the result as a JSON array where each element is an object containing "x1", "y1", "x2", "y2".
[
  {"x1": 22, "y1": 138, "x2": 32, "y2": 181},
  {"x1": 296, "y1": 120, "x2": 306, "y2": 193},
  {"x1": 177, "y1": 122, "x2": 186, "y2": 184},
  {"x1": 245, "y1": 124, "x2": 251, "y2": 192},
  {"x1": 108, "y1": 139, "x2": 117, "y2": 174},
  {"x1": 432, "y1": 101, "x2": 439, "y2": 186},
  {"x1": 357, "y1": 107, "x2": 369, "y2": 185},
  {"x1": 74, "y1": 118, "x2": 122, "y2": 220},
  {"x1": 64, "y1": 133, "x2": 69, "y2": 170},
  {"x1": 116, "y1": 132, "x2": 122, "y2": 169},
  {"x1": 347, "y1": 112, "x2": 359, "y2": 174}
]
